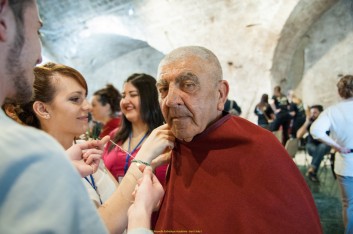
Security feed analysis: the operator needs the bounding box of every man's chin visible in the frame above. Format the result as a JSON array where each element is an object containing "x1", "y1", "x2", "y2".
[
  {"x1": 181, "y1": 137, "x2": 194, "y2": 142},
  {"x1": 174, "y1": 131, "x2": 194, "y2": 142}
]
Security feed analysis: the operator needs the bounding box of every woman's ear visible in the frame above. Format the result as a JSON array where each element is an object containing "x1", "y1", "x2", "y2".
[
  {"x1": 33, "y1": 101, "x2": 50, "y2": 119},
  {"x1": 217, "y1": 80, "x2": 229, "y2": 111}
]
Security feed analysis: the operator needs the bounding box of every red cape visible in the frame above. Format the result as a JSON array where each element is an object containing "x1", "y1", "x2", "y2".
[{"x1": 155, "y1": 114, "x2": 322, "y2": 234}]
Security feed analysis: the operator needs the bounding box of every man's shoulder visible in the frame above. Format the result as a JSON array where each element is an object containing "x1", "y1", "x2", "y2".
[
  {"x1": 0, "y1": 120, "x2": 66, "y2": 165},
  {"x1": 0, "y1": 123, "x2": 108, "y2": 233},
  {"x1": 221, "y1": 115, "x2": 275, "y2": 139}
]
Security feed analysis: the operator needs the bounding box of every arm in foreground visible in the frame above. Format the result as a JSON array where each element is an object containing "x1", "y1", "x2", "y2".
[
  {"x1": 98, "y1": 124, "x2": 174, "y2": 233},
  {"x1": 127, "y1": 167, "x2": 164, "y2": 233}
]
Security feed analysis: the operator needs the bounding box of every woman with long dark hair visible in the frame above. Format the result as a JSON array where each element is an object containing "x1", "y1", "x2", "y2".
[
  {"x1": 103, "y1": 73, "x2": 168, "y2": 185},
  {"x1": 254, "y1": 93, "x2": 275, "y2": 129}
]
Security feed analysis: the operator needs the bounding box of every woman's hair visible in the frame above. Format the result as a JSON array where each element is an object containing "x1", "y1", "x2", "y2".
[
  {"x1": 337, "y1": 75, "x2": 353, "y2": 99},
  {"x1": 260, "y1": 94, "x2": 269, "y2": 103},
  {"x1": 109, "y1": 73, "x2": 164, "y2": 152},
  {"x1": 256, "y1": 93, "x2": 269, "y2": 110},
  {"x1": 93, "y1": 84, "x2": 122, "y2": 115},
  {"x1": 18, "y1": 62, "x2": 88, "y2": 129}
]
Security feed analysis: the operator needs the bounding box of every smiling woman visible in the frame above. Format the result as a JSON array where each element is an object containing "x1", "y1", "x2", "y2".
[
  {"x1": 14, "y1": 62, "x2": 118, "y2": 208},
  {"x1": 102, "y1": 73, "x2": 167, "y2": 186}
]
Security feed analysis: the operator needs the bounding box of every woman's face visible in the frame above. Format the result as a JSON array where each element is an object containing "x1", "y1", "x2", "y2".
[
  {"x1": 91, "y1": 95, "x2": 110, "y2": 123},
  {"x1": 45, "y1": 75, "x2": 91, "y2": 138},
  {"x1": 120, "y1": 82, "x2": 142, "y2": 123}
]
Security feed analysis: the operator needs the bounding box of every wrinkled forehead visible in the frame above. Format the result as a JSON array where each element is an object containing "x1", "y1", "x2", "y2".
[{"x1": 158, "y1": 55, "x2": 209, "y2": 81}]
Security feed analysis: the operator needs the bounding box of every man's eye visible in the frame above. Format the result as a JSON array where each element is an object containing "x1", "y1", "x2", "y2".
[
  {"x1": 158, "y1": 87, "x2": 168, "y2": 98},
  {"x1": 181, "y1": 82, "x2": 196, "y2": 91}
]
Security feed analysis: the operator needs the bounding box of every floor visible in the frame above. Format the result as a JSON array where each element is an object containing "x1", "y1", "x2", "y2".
[{"x1": 294, "y1": 151, "x2": 344, "y2": 234}]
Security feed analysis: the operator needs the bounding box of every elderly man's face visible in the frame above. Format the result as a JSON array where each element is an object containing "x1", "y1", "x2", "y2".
[{"x1": 157, "y1": 55, "x2": 222, "y2": 142}]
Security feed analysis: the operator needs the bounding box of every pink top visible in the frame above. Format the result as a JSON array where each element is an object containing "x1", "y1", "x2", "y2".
[{"x1": 103, "y1": 130, "x2": 168, "y2": 186}]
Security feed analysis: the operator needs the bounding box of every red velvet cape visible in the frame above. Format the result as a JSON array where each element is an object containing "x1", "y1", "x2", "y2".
[{"x1": 155, "y1": 114, "x2": 322, "y2": 234}]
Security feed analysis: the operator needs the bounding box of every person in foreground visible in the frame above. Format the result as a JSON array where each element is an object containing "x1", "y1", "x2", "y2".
[
  {"x1": 127, "y1": 166, "x2": 164, "y2": 234},
  {"x1": 310, "y1": 75, "x2": 353, "y2": 233},
  {"x1": 0, "y1": 0, "x2": 107, "y2": 232},
  {"x1": 0, "y1": 0, "x2": 172, "y2": 233},
  {"x1": 154, "y1": 46, "x2": 322, "y2": 233}
]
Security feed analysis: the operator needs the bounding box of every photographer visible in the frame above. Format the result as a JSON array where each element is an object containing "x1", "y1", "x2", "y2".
[{"x1": 296, "y1": 105, "x2": 331, "y2": 183}]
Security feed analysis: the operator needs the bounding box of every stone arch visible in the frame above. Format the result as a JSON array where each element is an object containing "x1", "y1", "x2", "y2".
[{"x1": 271, "y1": 0, "x2": 338, "y2": 94}]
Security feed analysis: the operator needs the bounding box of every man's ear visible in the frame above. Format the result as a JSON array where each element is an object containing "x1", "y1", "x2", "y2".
[
  {"x1": 33, "y1": 101, "x2": 51, "y2": 120},
  {"x1": 4, "y1": 104, "x2": 16, "y2": 119},
  {"x1": 217, "y1": 80, "x2": 229, "y2": 111},
  {"x1": 0, "y1": 0, "x2": 9, "y2": 42}
]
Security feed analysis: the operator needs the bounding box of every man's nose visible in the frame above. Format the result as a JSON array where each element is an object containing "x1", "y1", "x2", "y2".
[{"x1": 165, "y1": 86, "x2": 183, "y2": 107}]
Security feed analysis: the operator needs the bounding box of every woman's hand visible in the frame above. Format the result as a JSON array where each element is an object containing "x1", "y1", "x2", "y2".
[
  {"x1": 66, "y1": 136, "x2": 110, "y2": 177},
  {"x1": 127, "y1": 167, "x2": 165, "y2": 231},
  {"x1": 135, "y1": 124, "x2": 175, "y2": 166},
  {"x1": 151, "y1": 150, "x2": 172, "y2": 169}
]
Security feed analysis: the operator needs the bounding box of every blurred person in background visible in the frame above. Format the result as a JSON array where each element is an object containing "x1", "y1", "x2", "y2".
[
  {"x1": 91, "y1": 84, "x2": 122, "y2": 139},
  {"x1": 310, "y1": 75, "x2": 353, "y2": 233},
  {"x1": 254, "y1": 93, "x2": 275, "y2": 129},
  {"x1": 297, "y1": 105, "x2": 330, "y2": 183},
  {"x1": 269, "y1": 85, "x2": 292, "y2": 145}
]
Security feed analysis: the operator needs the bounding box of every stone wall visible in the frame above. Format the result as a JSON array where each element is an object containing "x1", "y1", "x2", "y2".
[{"x1": 38, "y1": 0, "x2": 352, "y2": 123}]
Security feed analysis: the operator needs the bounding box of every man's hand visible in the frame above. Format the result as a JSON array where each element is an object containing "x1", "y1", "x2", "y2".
[
  {"x1": 335, "y1": 146, "x2": 352, "y2": 154},
  {"x1": 66, "y1": 136, "x2": 110, "y2": 177}
]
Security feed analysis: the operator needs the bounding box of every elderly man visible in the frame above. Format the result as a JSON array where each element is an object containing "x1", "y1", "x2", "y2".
[{"x1": 154, "y1": 46, "x2": 322, "y2": 233}]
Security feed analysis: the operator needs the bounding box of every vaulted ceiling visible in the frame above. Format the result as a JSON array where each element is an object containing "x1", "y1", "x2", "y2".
[{"x1": 37, "y1": 0, "x2": 352, "y2": 121}]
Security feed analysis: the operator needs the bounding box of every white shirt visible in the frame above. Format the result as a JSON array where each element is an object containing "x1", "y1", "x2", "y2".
[{"x1": 310, "y1": 98, "x2": 353, "y2": 176}]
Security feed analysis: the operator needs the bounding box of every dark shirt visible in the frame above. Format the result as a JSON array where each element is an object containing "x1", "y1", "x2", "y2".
[
  {"x1": 272, "y1": 95, "x2": 289, "y2": 112},
  {"x1": 224, "y1": 99, "x2": 241, "y2": 116},
  {"x1": 290, "y1": 102, "x2": 305, "y2": 119},
  {"x1": 254, "y1": 104, "x2": 274, "y2": 125}
]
